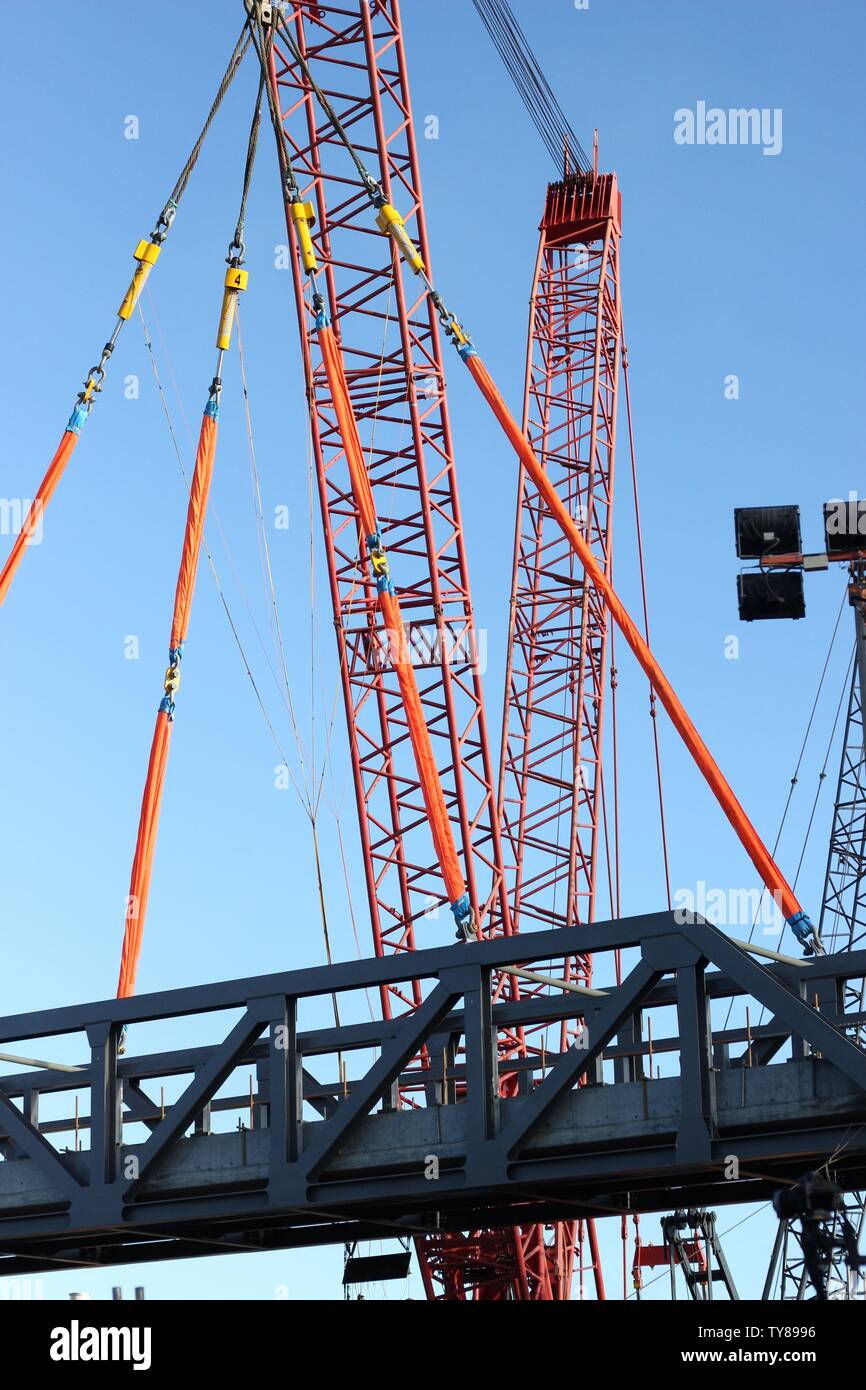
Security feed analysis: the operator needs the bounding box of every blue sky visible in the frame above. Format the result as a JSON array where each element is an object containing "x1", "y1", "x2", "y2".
[{"x1": 0, "y1": 0, "x2": 863, "y2": 1300}]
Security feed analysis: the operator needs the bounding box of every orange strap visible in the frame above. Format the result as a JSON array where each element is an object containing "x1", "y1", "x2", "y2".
[
  {"x1": 0, "y1": 424, "x2": 83, "y2": 610},
  {"x1": 116, "y1": 399, "x2": 219, "y2": 998},
  {"x1": 318, "y1": 325, "x2": 377, "y2": 534},
  {"x1": 171, "y1": 409, "x2": 218, "y2": 651},
  {"x1": 464, "y1": 350, "x2": 804, "y2": 926},
  {"x1": 378, "y1": 589, "x2": 466, "y2": 905},
  {"x1": 117, "y1": 710, "x2": 172, "y2": 998},
  {"x1": 317, "y1": 321, "x2": 468, "y2": 920}
]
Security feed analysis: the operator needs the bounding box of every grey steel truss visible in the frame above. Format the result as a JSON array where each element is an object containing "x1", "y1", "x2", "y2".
[
  {"x1": 0, "y1": 910, "x2": 865, "y2": 1277},
  {"x1": 766, "y1": 606, "x2": 866, "y2": 1297}
]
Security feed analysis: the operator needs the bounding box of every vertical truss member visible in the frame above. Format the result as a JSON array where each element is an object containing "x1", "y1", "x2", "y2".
[
  {"x1": 820, "y1": 584, "x2": 866, "y2": 969},
  {"x1": 500, "y1": 182, "x2": 621, "y2": 939},
  {"x1": 0, "y1": 26, "x2": 251, "y2": 612},
  {"x1": 473, "y1": 0, "x2": 635, "y2": 1298},
  {"x1": 766, "y1": 578, "x2": 866, "y2": 1295}
]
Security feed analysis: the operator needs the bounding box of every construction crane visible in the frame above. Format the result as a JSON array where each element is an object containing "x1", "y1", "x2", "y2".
[
  {"x1": 480, "y1": 0, "x2": 625, "y2": 1297},
  {"x1": 263, "y1": 1, "x2": 510, "y2": 990},
  {"x1": 261, "y1": 0, "x2": 567, "y2": 1300},
  {"x1": 261, "y1": 0, "x2": 634, "y2": 1297},
  {"x1": 0, "y1": 0, "x2": 842, "y2": 1303},
  {"x1": 262, "y1": 0, "x2": 812, "y2": 1300},
  {"x1": 767, "y1": 1174, "x2": 865, "y2": 1301}
]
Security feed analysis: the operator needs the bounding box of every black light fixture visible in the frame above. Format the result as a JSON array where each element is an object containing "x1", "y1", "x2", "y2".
[
  {"x1": 737, "y1": 570, "x2": 805, "y2": 622},
  {"x1": 823, "y1": 498, "x2": 866, "y2": 556},
  {"x1": 734, "y1": 505, "x2": 802, "y2": 560}
]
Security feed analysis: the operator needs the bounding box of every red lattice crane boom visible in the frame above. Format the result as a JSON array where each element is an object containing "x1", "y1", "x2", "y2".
[
  {"x1": 501, "y1": 175, "x2": 622, "y2": 944},
  {"x1": 264, "y1": 0, "x2": 817, "y2": 1301},
  {"x1": 266, "y1": 0, "x2": 569, "y2": 1299},
  {"x1": 267, "y1": 1, "x2": 511, "y2": 1023},
  {"x1": 496, "y1": 171, "x2": 623, "y2": 1299}
]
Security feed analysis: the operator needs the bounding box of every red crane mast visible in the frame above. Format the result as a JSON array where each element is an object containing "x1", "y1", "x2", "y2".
[
  {"x1": 265, "y1": 0, "x2": 574, "y2": 1299},
  {"x1": 497, "y1": 171, "x2": 623, "y2": 1298},
  {"x1": 501, "y1": 174, "x2": 622, "y2": 947},
  {"x1": 267, "y1": 0, "x2": 510, "y2": 1024}
]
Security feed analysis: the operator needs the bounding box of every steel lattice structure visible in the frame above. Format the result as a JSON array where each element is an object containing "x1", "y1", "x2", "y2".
[
  {"x1": 267, "y1": 0, "x2": 537, "y2": 1299},
  {"x1": 262, "y1": 0, "x2": 633, "y2": 1299},
  {"x1": 269, "y1": 0, "x2": 511, "y2": 1022},
  {"x1": 5, "y1": 914, "x2": 866, "y2": 1279},
  {"x1": 1, "y1": 0, "x2": 863, "y2": 1309},
  {"x1": 262, "y1": 1, "x2": 632, "y2": 1301},
  {"x1": 763, "y1": 588, "x2": 866, "y2": 1296},
  {"x1": 413, "y1": 176, "x2": 625, "y2": 1300},
  {"x1": 499, "y1": 175, "x2": 621, "y2": 951},
  {"x1": 493, "y1": 173, "x2": 623, "y2": 1297},
  {"x1": 820, "y1": 603, "x2": 866, "y2": 976},
  {"x1": 765, "y1": 1196, "x2": 866, "y2": 1301}
]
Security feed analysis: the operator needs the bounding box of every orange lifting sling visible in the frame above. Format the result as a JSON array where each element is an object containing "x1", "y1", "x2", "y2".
[
  {"x1": 116, "y1": 62, "x2": 257, "y2": 998},
  {"x1": 458, "y1": 346, "x2": 817, "y2": 949},
  {"x1": 116, "y1": 399, "x2": 220, "y2": 998},
  {"x1": 0, "y1": 427, "x2": 81, "y2": 608},
  {"x1": 317, "y1": 318, "x2": 473, "y2": 939},
  {"x1": 272, "y1": 15, "x2": 819, "y2": 953}
]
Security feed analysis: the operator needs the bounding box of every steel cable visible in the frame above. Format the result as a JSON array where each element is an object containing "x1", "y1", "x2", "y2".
[
  {"x1": 471, "y1": 0, "x2": 591, "y2": 175},
  {"x1": 163, "y1": 24, "x2": 253, "y2": 221}
]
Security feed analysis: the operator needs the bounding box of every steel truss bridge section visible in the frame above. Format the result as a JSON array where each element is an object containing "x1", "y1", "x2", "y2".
[{"x1": 1, "y1": 913, "x2": 866, "y2": 1281}]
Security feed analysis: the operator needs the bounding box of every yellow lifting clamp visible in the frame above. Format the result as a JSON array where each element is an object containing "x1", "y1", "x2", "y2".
[
  {"x1": 375, "y1": 203, "x2": 426, "y2": 275},
  {"x1": 216, "y1": 264, "x2": 249, "y2": 351},
  {"x1": 291, "y1": 200, "x2": 319, "y2": 275},
  {"x1": 370, "y1": 547, "x2": 389, "y2": 580},
  {"x1": 81, "y1": 372, "x2": 100, "y2": 404},
  {"x1": 446, "y1": 316, "x2": 472, "y2": 349},
  {"x1": 118, "y1": 239, "x2": 162, "y2": 321},
  {"x1": 163, "y1": 663, "x2": 181, "y2": 697}
]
